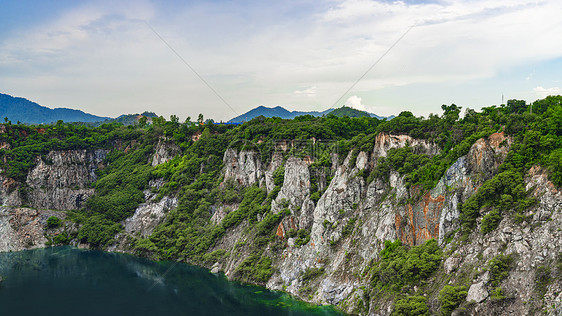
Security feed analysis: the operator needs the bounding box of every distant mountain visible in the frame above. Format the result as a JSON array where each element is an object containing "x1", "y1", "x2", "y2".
[
  {"x1": 0, "y1": 93, "x2": 110, "y2": 124},
  {"x1": 329, "y1": 106, "x2": 372, "y2": 118},
  {"x1": 228, "y1": 105, "x2": 391, "y2": 122},
  {"x1": 108, "y1": 111, "x2": 158, "y2": 126},
  {"x1": 228, "y1": 106, "x2": 333, "y2": 123}
]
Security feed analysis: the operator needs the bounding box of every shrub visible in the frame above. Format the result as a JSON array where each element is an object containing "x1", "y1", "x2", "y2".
[
  {"x1": 480, "y1": 209, "x2": 502, "y2": 234},
  {"x1": 371, "y1": 239, "x2": 442, "y2": 292},
  {"x1": 341, "y1": 217, "x2": 356, "y2": 238},
  {"x1": 202, "y1": 249, "x2": 227, "y2": 264},
  {"x1": 77, "y1": 215, "x2": 122, "y2": 248},
  {"x1": 438, "y1": 285, "x2": 468, "y2": 316},
  {"x1": 294, "y1": 229, "x2": 311, "y2": 247},
  {"x1": 46, "y1": 216, "x2": 62, "y2": 229},
  {"x1": 487, "y1": 254, "x2": 514, "y2": 287},
  {"x1": 302, "y1": 267, "x2": 325, "y2": 282},
  {"x1": 234, "y1": 253, "x2": 273, "y2": 283},
  {"x1": 535, "y1": 266, "x2": 551, "y2": 296},
  {"x1": 273, "y1": 165, "x2": 285, "y2": 186},
  {"x1": 392, "y1": 296, "x2": 430, "y2": 316},
  {"x1": 52, "y1": 232, "x2": 69, "y2": 245},
  {"x1": 490, "y1": 287, "x2": 505, "y2": 301},
  {"x1": 310, "y1": 191, "x2": 320, "y2": 203}
]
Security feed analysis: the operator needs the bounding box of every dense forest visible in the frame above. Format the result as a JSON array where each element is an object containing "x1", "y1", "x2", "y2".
[{"x1": 0, "y1": 96, "x2": 561, "y2": 314}]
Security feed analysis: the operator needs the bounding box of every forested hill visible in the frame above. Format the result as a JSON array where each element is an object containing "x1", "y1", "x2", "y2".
[
  {"x1": 227, "y1": 105, "x2": 389, "y2": 122},
  {"x1": 0, "y1": 93, "x2": 110, "y2": 124},
  {"x1": 0, "y1": 96, "x2": 561, "y2": 315}
]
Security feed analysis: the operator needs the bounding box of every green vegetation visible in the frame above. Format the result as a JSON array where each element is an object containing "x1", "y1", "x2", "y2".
[
  {"x1": 370, "y1": 239, "x2": 442, "y2": 293},
  {"x1": 534, "y1": 265, "x2": 551, "y2": 297},
  {"x1": 234, "y1": 254, "x2": 273, "y2": 284},
  {"x1": 76, "y1": 214, "x2": 122, "y2": 248},
  {"x1": 391, "y1": 295, "x2": 430, "y2": 316},
  {"x1": 46, "y1": 216, "x2": 62, "y2": 229},
  {"x1": 438, "y1": 285, "x2": 468, "y2": 316},
  {"x1": 1, "y1": 95, "x2": 561, "y2": 298},
  {"x1": 480, "y1": 208, "x2": 502, "y2": 234},
  {"x1": 273, "y1": 165, "x2": 285, "y2": 186},
  {"x1": 294, "y1": 229, "x2": 311, "y2": 247},
  {"x1": 302, "y1": 267, "x2": 325, "y2": 281},
  {"x1": 487, "y1": 254, "x2": 514, "y2": 287},
  {"x1": 329, "y1": 106, "x2": 372, "y2": 118},
  {"x1": 86, "y1": 145, "x2": 153, "y2": 222},
  {"x1": 341, "y1": 218, "x2": 356, "y2": 238}
]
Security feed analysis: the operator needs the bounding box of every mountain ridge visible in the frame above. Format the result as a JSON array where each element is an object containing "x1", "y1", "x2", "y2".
[
  {"x1": 228, "y1": 105, "x2": 391, "y2": 122},
  {"x1": 0, "y1": 93, "x2": 110, "y2": 124}
]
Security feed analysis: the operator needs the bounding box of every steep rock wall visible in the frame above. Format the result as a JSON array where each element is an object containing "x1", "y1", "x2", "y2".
[
  {"x1": 397, "y1": 132, "x2": 512, "y2": 246},
  {"x1": 0, "y1": 207, "x2": 65, "y2": 252},
  {"x1": 26, "y1": 149, "x2": 108, "y2": 210},
  {"x1": 152, "y1": 138, "x2": 181, "y2": 166},
  {"x1": 219, "y1": 132, "x2": 520, "y2": 313}
]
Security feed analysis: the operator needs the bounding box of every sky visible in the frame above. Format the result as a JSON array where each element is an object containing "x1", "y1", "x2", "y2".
[{"x1": 1, "y1": 0, "x2": 561, "y2": 122}]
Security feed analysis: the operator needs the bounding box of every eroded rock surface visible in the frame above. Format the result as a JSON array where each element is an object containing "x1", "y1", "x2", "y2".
[{"x1": 26, "y1": 149, "x2": 108, "y2": 210}]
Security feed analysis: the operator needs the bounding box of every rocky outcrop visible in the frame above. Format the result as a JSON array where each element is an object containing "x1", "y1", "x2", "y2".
[
  {"x1": 372, "y1": 133, "x2": 440, "y2": 160},
  {"x1": 152, "y1": 138, "x2": 181, "y2": 166},
  {"x1": 122, "y1": 191, "x2": 177, "y2": 238},
  {"x1": 395, "y1": 132, "x2": 512, "y2": 246},
  {"x1": 0, "y1": 171, "x2": 22, "y2": 206},
  {"x1": 1, "y1": 129, "x2": 559, "y2": 316},
  {"x1": 218, "y1": 132, "x2": 536, "y2": 314},
  {"x1": 0, "y1": 207, "x2": 65, "y2": 252},
  {"x1": 223, "y1": 149, "x2": 263, "y2": 187},
  {"x1": 26, "y1": 149, "x2": 107, "y2": 210},
  {"x1": 441, "y1": 165, "x2": 562, "y2": 315}
]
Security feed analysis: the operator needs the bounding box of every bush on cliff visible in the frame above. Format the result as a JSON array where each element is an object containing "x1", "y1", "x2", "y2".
[{"x1": 370, "y1": 239, "x2": 442, "y2": 293}]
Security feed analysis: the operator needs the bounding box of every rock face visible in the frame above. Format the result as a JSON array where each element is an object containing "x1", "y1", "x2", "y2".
[
  {"x1": 217, "y1": 132, "x2": 562, "y2": 315},
  {"x1": 0, "y1": 131, "x2": 560, "y2": 316},
  {"x1": 0, "y1": 207, "x2": 65, "y2": 252},
  {"x1": 26, "y1": 149, "x2": 108, "y2": 210},
  {"x1": 123, "y1": 192, "x2": 178, "y2": 238},
  {"x1": 372, "y1": 133, "x2": 440, "y2": 159},
  {"x1": 0, "y1": 172, "x2": 22, "y2": 206},
  {"x1": 467, "y1": 281, "x2": 489, "y2": 303},
  {"x1": 152, "y1": 138, "x2": 181, "y2": 166},
  {"x1": 223, "y1": 149, "x2": 263, "y2": 187}
]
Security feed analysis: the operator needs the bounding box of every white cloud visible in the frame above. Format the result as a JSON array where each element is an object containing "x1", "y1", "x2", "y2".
[
  {"x1": 294, "y1": 86, "x2": 317, "y2": 97},
  {"x1": 345, "y1": 95, "x2": 366, "y2": 111},
  {"x1": 533, "y1": 86, "x2": 561, "y2": 98},
  {"x1": 1, "y1": 0, "x2": 562, "y2": 120}
]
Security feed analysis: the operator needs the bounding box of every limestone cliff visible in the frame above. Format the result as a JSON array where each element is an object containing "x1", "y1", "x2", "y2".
[
  {"x1": 215, "y1": 132, "x2": 561, "y2": 315},
  {"x1": 26, "y1": 149, "x2": 108, "y2": 210},
  {"x1": 0, "y1": 131, "x2": 560, "y2": 316}
]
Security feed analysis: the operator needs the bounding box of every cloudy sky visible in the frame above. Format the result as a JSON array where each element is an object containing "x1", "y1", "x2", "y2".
[{"x1": 1, "y1": 0, "x2": 561, "y2": 121}]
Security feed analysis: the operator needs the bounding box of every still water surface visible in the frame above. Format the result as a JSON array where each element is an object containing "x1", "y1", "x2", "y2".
[{"x1": 0, "y1": 247, "x2": 342, "y2": 316}]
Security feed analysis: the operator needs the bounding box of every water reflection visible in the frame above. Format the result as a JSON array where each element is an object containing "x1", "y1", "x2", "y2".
[{"x1": 0, "y1": 247, "x2": 342, "y2": 316}]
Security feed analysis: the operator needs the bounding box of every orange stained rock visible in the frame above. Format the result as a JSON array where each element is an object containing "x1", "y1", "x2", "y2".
[
  {"x1": 276, "y1": 222, "x2": 285, "y2": 239},
  {"x1": 396, "y1": 192, "x2": 445, "y2": 246}
]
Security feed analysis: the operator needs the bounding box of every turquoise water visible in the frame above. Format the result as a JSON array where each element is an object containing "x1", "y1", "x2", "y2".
[{"x1": 0, "y1": 247, "x2": 342, "y2": 316}]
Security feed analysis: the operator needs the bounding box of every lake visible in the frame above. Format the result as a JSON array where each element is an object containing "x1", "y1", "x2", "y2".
[{"x1": 0, "y1": 247, "x2": 342, "y2": 316}]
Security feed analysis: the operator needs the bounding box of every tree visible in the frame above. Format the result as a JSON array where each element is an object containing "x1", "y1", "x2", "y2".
[
  {"x1": 46, "y1": 216, "x2": 62, "y2": 229},
  {"x1": 138, "y1": 116, "x2": 147, "y2": 128},
  {"x1": 506, "y1": 99, "x2": 527, "y2": 114},
  {"x1": 442, "y1": 104, "x2": 462, "y2": 122},
  {"x1": 197, "y1": 113, "x2": 204, "y2": 125}
]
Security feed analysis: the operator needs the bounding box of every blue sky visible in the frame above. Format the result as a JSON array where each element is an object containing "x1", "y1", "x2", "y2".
[{"x1": 1, "y1": 0, "x2": 561, "y2": 121}]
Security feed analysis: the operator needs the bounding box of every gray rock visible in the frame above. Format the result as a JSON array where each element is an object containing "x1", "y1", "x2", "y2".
[
  {"x1": 210, "y1": 262, "x2": 220, "y2": 274},
  {"x1": 151, "y1": 138, "x2": 180, "y2": 166},
  {"x1": 466, "y1": 281, "x2": 489, "y2": 303}
]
